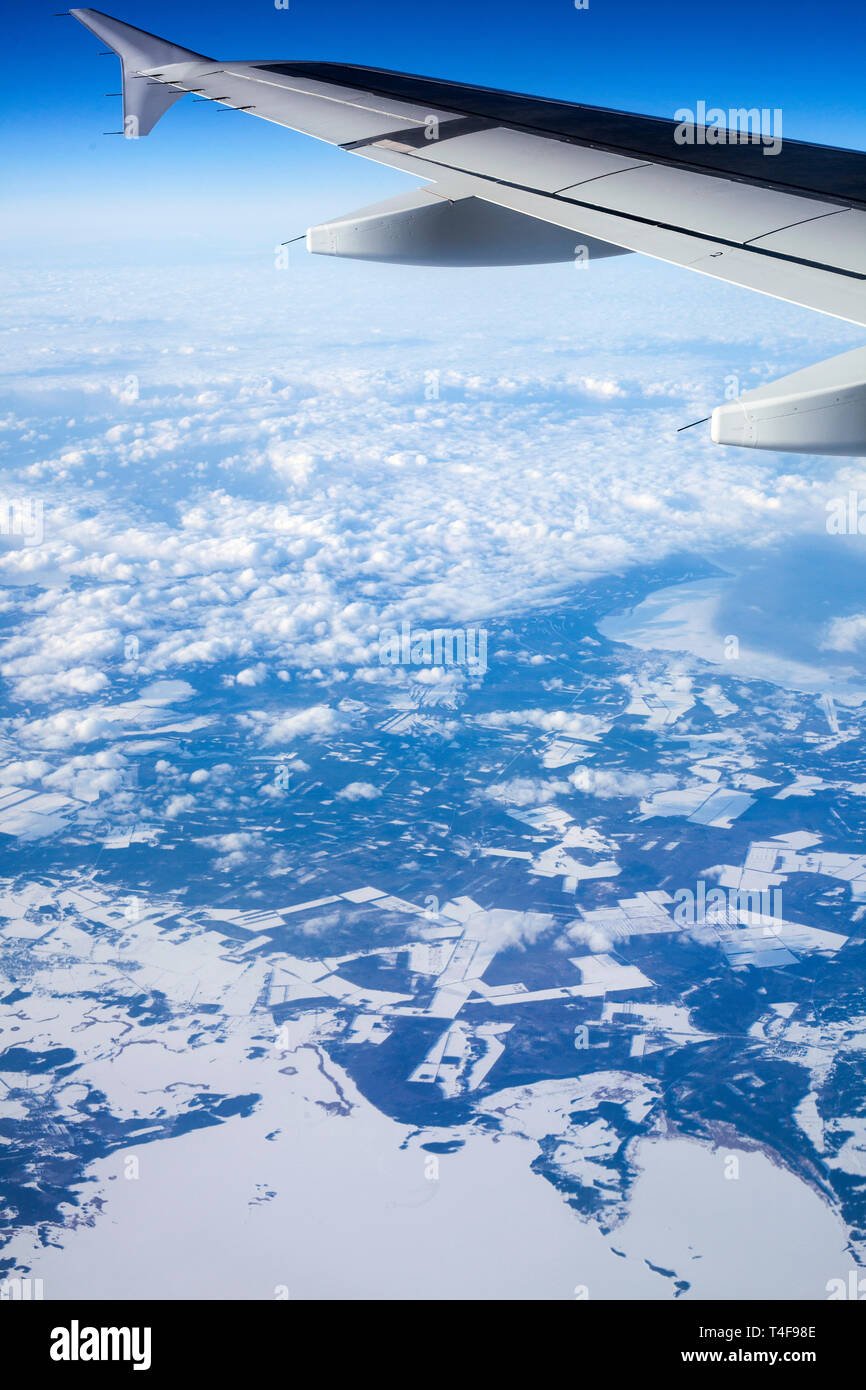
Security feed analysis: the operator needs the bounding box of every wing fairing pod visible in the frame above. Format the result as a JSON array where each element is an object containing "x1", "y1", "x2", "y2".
[
  {"x1": 305, "y1": 189, "x2": 631, "y2": 267},
  {"x1": 711, "y1": 346, "x2": 866, "y2": 455}
]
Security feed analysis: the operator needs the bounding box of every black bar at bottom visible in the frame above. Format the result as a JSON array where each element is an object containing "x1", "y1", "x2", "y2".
[{"x1": 7, "y1": 1297, "x2": 863, "y2": 1375}]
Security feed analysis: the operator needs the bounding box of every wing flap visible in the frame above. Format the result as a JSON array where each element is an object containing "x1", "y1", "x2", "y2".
[
  {"x1": 543, "y1": 162, "x2": 844, "y2": 244},
  {"x1": 387, "y1": 126, "x2": 652, "y2": 192},
  {"x1": 748, "y1": 209, "x2": 866, "y2": 277}
]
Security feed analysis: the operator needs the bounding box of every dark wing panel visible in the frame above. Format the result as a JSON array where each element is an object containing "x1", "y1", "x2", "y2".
[{"x1": 262, "y1": 63, "x2": 866, "y2": 210}]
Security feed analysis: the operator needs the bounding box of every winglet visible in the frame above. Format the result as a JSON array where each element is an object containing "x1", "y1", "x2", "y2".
[{"x1": 71, "y1": 7, "x2": 211, "y2": 136}]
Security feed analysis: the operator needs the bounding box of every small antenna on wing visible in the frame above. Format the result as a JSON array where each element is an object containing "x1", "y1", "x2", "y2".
[{"x1": 677, "y1": 415, "x2": 710, "y2": 433}]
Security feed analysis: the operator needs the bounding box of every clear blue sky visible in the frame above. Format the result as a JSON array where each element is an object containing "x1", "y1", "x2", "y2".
[{"x1": 4, "y1": 0, "x2": 865, "y2": 257}]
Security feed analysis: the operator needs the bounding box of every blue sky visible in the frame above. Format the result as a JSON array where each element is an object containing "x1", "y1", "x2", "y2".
[{"x1": 4, "y1": 0, "x2": 865, "y2": 257}]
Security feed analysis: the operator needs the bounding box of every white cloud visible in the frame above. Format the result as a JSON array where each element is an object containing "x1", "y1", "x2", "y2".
[
  {"x1": 821, "y1": 614, "x2": 866, "y2": 653},
  {"x1": 561, "y1": 919, "x2": 616, "y2": 954},
  {"x1": 195, "y1": 831, "x2": 264, "y2": 868},
  {"x1": 568, "y1": 766, "x2": 676, "y2": 799},
  {"x1": 15, "y1": 710, "x2": 113, "y2": 750},
  {"x1": 43, "y1": 750, "x2": 128, "y2": 803},
  {"x1": 1, "y1": 253, "x2": 860, "y2": 756},
  {"x1": 235, "y1": 663, "x2": 268, "y2": 687},
  {"x1": 337, "y1": 781, "x2": 381, "y2": 801},
  {"x1": 484, "y1": 777, "x2": 568, "y2": 806},
  {"x1": 246, "y1": 704, "x2": 344, "y2": 746},
  {"x1": 478, "y1": 708, "x2": 608, "y2": 739},
  {"x1": 467, "y1": 908, "x2": 555, "y2": 952}
]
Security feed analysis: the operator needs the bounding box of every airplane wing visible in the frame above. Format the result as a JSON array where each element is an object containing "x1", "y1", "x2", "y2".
[{"x1": 70, "y1": 8, "x2": 866, "y2": 455}]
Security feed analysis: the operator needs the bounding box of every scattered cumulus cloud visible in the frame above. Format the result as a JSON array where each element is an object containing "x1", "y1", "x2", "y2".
[
  {"x1": 336, "y1": 781, "x2": 381, "y2": 801},
  {"x1": 821, "y1": 615, "x2": 866, "y2": 653},
  {"x1": 568, "y1": 766, "x2": 676, "y2": 799}
]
